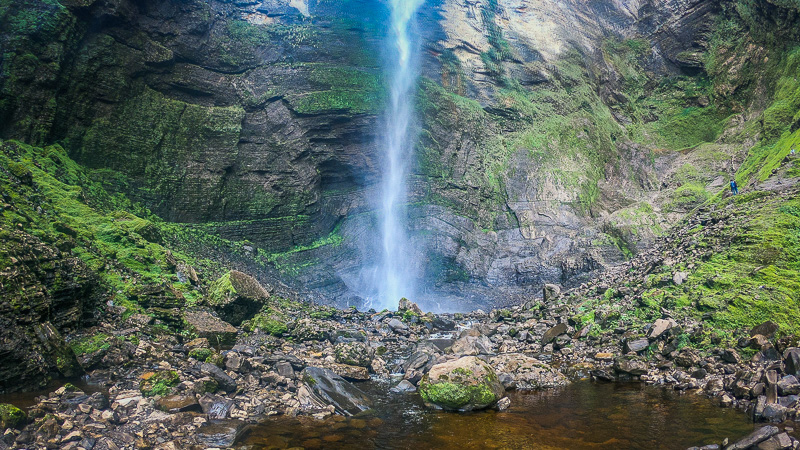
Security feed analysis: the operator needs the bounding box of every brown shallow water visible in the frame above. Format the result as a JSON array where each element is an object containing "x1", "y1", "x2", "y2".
[{"x1": 240, "y1": 380, "x2": 757, "y2": 450}]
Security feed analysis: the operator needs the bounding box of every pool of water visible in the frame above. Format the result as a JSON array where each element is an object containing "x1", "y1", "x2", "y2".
[
  {"x1": 0, "y1": 376, "x2": 105, "y2": 409},
  {"x1": 239, "y1": 381, "x2": 758, "y2": 450}
]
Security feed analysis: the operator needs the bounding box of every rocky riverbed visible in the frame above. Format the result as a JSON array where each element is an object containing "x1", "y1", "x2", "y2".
[{"x1": 1, "y1": 282, "x2": 799, "y2": 450}]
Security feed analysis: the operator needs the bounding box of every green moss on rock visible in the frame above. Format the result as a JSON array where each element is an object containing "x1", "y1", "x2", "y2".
[
  {"x1": 0, "y1": 403, "x2": 27, "y2": 429},
  {"x1": 140, "y1": 370, "x2": 180, "y2": 397}
]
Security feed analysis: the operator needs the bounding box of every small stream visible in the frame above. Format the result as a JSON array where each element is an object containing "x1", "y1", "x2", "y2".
[{"x1": 239, "y1": 380, "x2": 758, "y2": 450}]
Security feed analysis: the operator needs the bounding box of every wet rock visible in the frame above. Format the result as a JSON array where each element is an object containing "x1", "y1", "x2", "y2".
[
  {"x1": 196, "y1": 420, "x2": 249, "y2": 448},
  {"x1": 300, "y1": 367, "x2": 372, "y2": 416},
  {"x1": 33, "y1": 322, "x2": 83, "y2": 378},
  {"x1": 490, "y1": 353, "x2": 568, "y2": 389},
  {"x1": 543, "y1": 284, "x2": 561, "y2": 302},
  {"x1": 183, "y1": 311, "x2": 238, "y2": 346},
  {"x1": 199, "y1": 393, "x2": 235, "y2": 419},
  {"x1": 418, "y1": 356, "x2": 505, "y2": 412},
  {"x1": 495, "y1": 397, "x2": 511, "y2": 411},
  {"x1": 613, "y1": 356, "x2": 648, "y2": 376},
  {"x1": 389, "y1": 380, "x2": 417, "y2": 393},
  {"x1": 156, "y1": 395, "x2": 201, "y2": 414},
  {"x1": 541, "y1": 323, "x2": 568, "y2": 344},
  {"x1": 199, "y1": 362, "x2": 237, "y2": 392},
  {"x1": 761, "y1": 403, "x2": 788, "y2": 422},
  {"x1": 334, "y1": 342, "x2": 373, "y2": 368},
  {"x1": 726, "y1": 426, "x2": 779, "y2": 450},
  {"x1": 432, "y1": 317, "x2": 456, "y2": 331}
]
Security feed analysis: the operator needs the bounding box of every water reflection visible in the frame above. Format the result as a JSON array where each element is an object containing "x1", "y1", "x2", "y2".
[{"x1": 240, "y1": 381, "x2": 756, "y2": 449}]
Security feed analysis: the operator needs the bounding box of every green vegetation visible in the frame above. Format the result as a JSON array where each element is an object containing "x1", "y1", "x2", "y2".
[
  {"x1": 0, "y1": 403, "x2": 27, "y2": 430},
  {"x1": 419, "y1": 380, "x2": 498, "y2": 410},
  {"x1": 69, "y1": 333, "x2": 112, "y2": 356},
  {"x1": 187, "y1": 348, "x2": 214, "y2": 361},
  {"x1": 0, "y1": 140, "x2": 215, "y2": 320},
  {"x1": 139, "y1": 370, "x2": 180, "y2": 397}
]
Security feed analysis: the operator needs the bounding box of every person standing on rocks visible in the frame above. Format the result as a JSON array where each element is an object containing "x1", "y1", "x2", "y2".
[{"x1": 730, "y1": 178, "x2": 739, "y2": 195}]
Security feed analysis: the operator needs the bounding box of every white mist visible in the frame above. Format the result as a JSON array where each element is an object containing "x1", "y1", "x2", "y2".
[{"x1": 377, "y1": 0, "x2": 425, "y2": 310}]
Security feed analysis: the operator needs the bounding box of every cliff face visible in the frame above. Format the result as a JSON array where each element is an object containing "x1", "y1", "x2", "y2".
[{"x1": 1, "y1": 0, "x2": 798, "y2": 307}]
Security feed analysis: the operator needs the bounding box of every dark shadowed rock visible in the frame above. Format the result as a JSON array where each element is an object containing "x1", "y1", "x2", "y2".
[
  {"x1": 784, "y1": 348, "x2": 800, "y2": 377},
  {"x1": 750, "y1": 321, "x2": 779, "y2": 339},
  {"x1": 300, "y1": 367, "x2": 372, "y2": 416},
  {"x1": 199, "y1": 362, "x2": 237, "y2": 392}
]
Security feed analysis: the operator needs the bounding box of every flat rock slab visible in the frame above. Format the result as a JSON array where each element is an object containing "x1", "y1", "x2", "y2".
[
  {"x1": 184, "y1": 311, "x2": 237, "y2": 346},
  {"x1": 300, "y1": 367, "x2": 372, "y2": 416}
]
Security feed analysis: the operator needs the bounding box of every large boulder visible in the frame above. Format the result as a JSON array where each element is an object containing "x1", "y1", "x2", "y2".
[
  {"x1": 183, "y1": 311, "x2": 237, "y2": 346},
  {"x1": 418, "y1": 356, "x2": 505, "y2": 411},
  {"x1": 299, "y1": 367, "x2": 372, "y2": 416},
  {"x1": 490, "y1": 353, "x2": 568, "y2": 389},
  {"x1": 205, "y1": 271, "x2": 271, "y2": 326}
]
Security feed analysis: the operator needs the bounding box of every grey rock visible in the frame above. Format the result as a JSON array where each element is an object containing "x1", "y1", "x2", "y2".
[
  {"x1": 725, "y1": 426, "x2": 779, "y2": 450},
  {"x1": 198, "y1": 393, "x2": 235, "y2": 420},
  {"x1": 624, "y1": 338, "x2": 650, "y2": 354},
  {"x1": 784, "y1": 348, "x2": 800, "y2": 377},
  {"x1": 199, "y1": 362, "x2": 237, "y2": 392},
  {"x1": 389, "y1": 380, "x2": 417, "y2": 393},
  {"x1": 300, "y1": 367, "x2": 372, "y2": 416}
]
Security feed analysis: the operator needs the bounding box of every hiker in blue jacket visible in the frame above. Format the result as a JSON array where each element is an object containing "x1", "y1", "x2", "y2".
[{"x1": 730, "y1": 179, "x2": 739, "y2": 195}]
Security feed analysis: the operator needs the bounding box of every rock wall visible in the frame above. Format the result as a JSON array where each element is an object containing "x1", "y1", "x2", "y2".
[{"x1": 1, "y1": 0, "x2": 796, "y2": 307}]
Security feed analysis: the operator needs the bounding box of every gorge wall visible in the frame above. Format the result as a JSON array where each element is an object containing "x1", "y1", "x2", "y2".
[{"x1": 2, "y1": 0, "x2": 799, "y2": 310}]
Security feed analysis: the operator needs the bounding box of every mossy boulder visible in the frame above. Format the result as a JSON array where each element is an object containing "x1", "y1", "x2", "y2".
[
  {"x1": 418, "y1": 356, "x2": 505, "y2": 411},
  {"x1": 0, "y1": 403, "x2": 27, "y2": 429},
  {"x1": 140, "y1": 370, "x2": 180, "y2": 397},
  {"x1": 205, "y1": 271, "x2": 271, "y2": 326}
]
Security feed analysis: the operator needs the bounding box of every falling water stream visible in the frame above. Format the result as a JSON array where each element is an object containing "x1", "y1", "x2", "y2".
[{"x1": 377, "y1": 0, "x2": 425, "y2": 310}]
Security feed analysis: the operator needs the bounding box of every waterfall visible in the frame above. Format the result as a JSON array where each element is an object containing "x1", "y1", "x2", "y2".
[{"x1": 377, "y1": 0, "x2": 425, "y2": 310}]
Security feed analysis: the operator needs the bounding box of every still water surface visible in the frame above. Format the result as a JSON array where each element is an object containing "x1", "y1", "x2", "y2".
[{"x1": 240, "y1": 380, "x2": 757, "y2": 450}]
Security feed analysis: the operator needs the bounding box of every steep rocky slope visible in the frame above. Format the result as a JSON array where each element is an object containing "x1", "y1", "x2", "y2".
[{"x1": 3, "y1": 0, "x2": 778, "y2": 306}]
